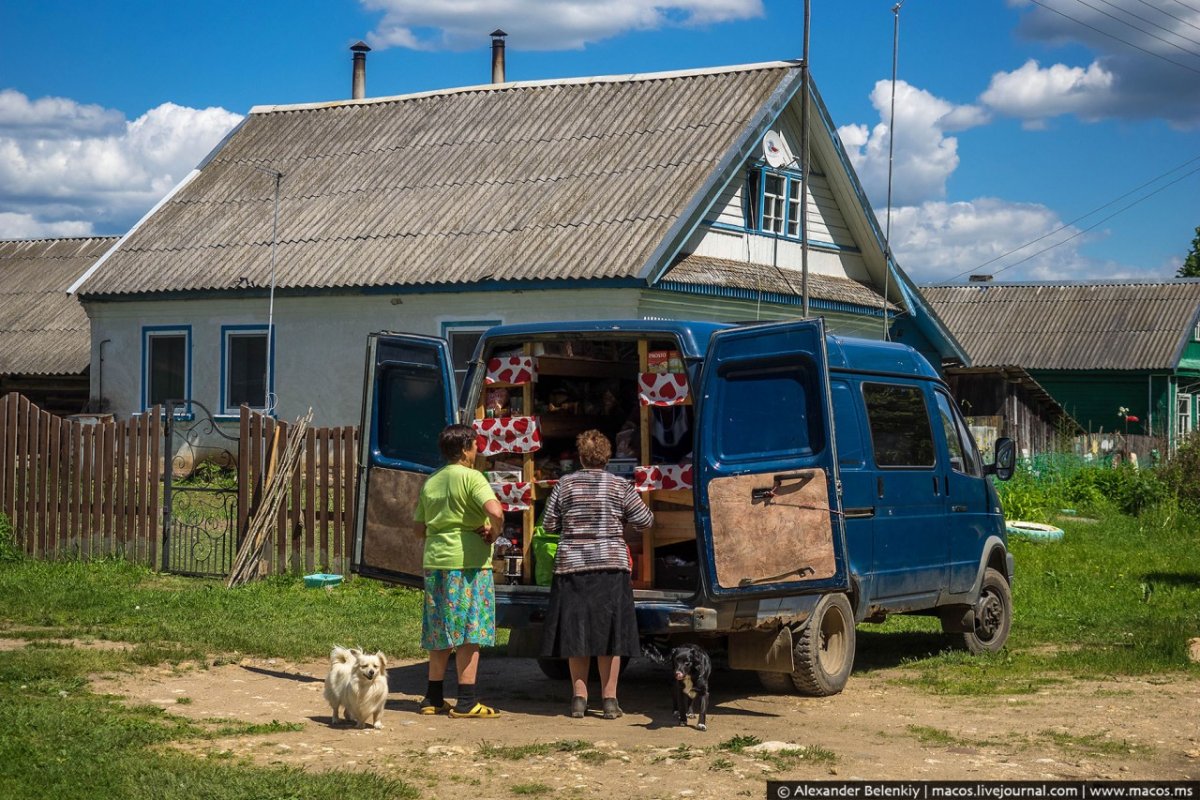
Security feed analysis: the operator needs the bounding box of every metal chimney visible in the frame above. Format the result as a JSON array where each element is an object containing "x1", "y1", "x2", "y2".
[
  {"x1": 968, "y1": 274, "x2": 994, "y2": 283},
  {"x1": 490, "y1": 29, "x2": 507, "y2": 83},
  {"x1": 351, "y1": 41, "x2": 370, "y2": 99}
]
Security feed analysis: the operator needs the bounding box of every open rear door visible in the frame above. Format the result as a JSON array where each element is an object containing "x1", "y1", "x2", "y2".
[
  {"x1": 695, "y1": 319, "x2": 849, "y2": 599},
  {"x1": 353, "y1": 332, "x2": 457, "y2": 586}
]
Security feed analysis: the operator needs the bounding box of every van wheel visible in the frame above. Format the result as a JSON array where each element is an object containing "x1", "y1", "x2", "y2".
[
  {"x1": 756, "y1": 670, "x2": 796, "y2": 693},
  {"x1": 792, "y1": 593, "x2": 856, "y2": 696},
  {"x1": 953, "y1": 567, "x2": 1012, "y2": 654}
]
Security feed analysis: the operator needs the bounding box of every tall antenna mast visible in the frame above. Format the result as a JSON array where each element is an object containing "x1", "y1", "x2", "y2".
[
  {"x1": 882, "y1": 1, "x2": 903, "y2": 339},
  {"x1": 800, "y1": 0, "x2": 812, "y2": 318}
]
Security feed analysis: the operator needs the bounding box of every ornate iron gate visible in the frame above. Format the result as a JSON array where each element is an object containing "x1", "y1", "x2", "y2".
[{"x1": 162, "y1": 400, "x2": 241, "y2": 577}]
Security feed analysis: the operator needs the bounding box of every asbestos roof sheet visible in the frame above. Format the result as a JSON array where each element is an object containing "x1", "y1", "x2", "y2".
[
  {"x1": 0, "y1": 237, "x2": 114, "y2": 375},
  {"x1": 663, "y1": 253, "x2": 896, "y2": 310},
  {"x1": 922, "y1": 281, "x2": 1200, "y2": 371},
  {"x1": 78, "y1": 63, "x2": 798, "y2": 297}
]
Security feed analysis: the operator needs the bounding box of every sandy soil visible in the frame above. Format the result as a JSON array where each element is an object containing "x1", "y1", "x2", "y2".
[{"x1": 83, "y1": 648, "x2": 1200, "y2": 799}]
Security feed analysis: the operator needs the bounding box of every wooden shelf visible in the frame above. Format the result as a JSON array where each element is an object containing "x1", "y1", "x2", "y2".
[
  {"x1": 536, "y1": 356, "x2": 629, "y2": 379},
  {"x1": 536, "y1": 413, "x2": 605, "y2": 438}
]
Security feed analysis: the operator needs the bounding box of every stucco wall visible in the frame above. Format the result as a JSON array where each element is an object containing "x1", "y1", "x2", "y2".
[{"x1": 85, "y1": 288, "x2": 644, "y2": 428}]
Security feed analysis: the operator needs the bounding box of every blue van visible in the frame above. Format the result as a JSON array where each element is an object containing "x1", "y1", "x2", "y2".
[{"x1": 353, "y1": 319, "x2": 1015, "y2": 696}]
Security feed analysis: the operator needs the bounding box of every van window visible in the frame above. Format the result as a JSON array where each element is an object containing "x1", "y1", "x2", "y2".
[
  {"x1": 831, "y1": 380, "x2": 866, "y2": 468},
  {"x1": 862, "y1": 383, "x2": 935, "y2": 468},
  {"x1": 716, "y1": 361, "x2": 822, "y2": 461},
  {"x1": 934, "y1": 391, "x2": 967, "y2": 472},
  {"x1": 376, "y1": 364, "x2": 445, "y2": 466}
]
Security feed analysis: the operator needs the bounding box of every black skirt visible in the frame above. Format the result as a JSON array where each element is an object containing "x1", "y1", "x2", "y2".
[{"x1": 540, "y1": 570, "x2": 640, "y2": 658}]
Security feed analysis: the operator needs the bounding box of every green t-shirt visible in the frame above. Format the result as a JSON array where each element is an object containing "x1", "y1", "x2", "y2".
[{"x1": 413, "y1": 464, "x2": 498, "y2": 570}]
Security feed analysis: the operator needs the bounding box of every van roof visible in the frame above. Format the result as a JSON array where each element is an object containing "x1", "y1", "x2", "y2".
[{"x1": 481, "y1": 320, "x2": 940, "y2": 379}]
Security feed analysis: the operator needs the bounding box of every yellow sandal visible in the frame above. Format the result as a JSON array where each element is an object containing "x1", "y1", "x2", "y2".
[
  {"x1": 419, "y1": 700, "x2": 452, "y2": 715},
  {"x1": 448, "y1": 702, "x2": 500, "y2": 718}
]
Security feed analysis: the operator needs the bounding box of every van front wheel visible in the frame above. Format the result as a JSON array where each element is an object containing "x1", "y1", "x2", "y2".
[{"x1": 954, "y1": 567, "x2": 1012, "y2": 654}]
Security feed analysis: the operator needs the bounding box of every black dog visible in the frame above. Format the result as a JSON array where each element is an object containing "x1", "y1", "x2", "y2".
[{"x1": 670, "y1": 644, "x2": 711, "y2": 731}]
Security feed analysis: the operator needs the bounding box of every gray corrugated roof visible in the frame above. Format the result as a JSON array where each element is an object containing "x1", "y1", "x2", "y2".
[
  {"x1": 922, "y1": 281, "x2": 1200, "y2": 370},
  {"x1": 77, "y1": 63, "x2": 799, "y2": 298},
  {"x1": 0, "y1": 237, "x2": 114, "y2": 375},
  {"x1": 663, "y1": 253, "x2": 897, "y2": 310}
]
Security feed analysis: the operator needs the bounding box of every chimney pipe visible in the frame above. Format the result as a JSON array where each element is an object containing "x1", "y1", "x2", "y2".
[
  {"x1": 490, "y1": 29, "x2": 507, "y2": 83},
  {"x1": 351, "y1": 41, "x2": 370, "y2": 99},
  {"x1": 968, "y1": 274, "x2": 994, "y2": 283}
]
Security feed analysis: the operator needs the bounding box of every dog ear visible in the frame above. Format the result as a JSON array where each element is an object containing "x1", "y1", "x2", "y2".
[
  {"x1": 375, "y1": 651, "x2": 387, "y2": 669},
  {"x1": 350, "y1": 647, "x2": 363, "y2": 658}
]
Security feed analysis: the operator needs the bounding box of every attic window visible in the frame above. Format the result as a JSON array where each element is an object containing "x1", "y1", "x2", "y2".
[{"x1": 747, "y1": 166, "x2": 804, "y2": 240}]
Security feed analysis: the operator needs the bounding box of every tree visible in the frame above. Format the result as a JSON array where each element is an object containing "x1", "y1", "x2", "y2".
[{"x1": 1179, "y1": 225, "x2": 1200, "y2": 278}]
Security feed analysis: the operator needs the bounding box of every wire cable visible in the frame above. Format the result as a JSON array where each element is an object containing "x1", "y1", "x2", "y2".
[
  {"x1": 1095, "y1": 0, "x2": 1200, "y2": 47},
  {"x1": 1028, "y1": 0, "x2": 1200, "y2": 73},
  {"x1": 954, "y1": 165, "x2": 1200, "y2": 279},
  {"x1": 1070, "y1": 0, "x2": 1200, "y2": 56},
  {"x1": 952, "y1": 154, "x2": 1200, "y2": 278},
  {"x1": 1131, "y1": 0, "x2": 1200, "y2": 35}
]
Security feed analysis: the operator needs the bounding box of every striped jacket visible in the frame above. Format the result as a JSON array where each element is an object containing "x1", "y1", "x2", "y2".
[{"x1": 542, "y1": 469, "x2": 654, "y2": 574}]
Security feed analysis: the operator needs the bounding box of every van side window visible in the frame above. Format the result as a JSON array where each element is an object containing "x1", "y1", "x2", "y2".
[
  {"x1": 716, "y1": 361, "x2": 822, "y2": 461},
  {"x1": 862, "y1": 383, "x2": 935, "y2": 468},
  {"x1": 954, "y1": 404, "x2": 983, "y2": 477},
  {"x1": 831, "y1": 380, "x2": 866, "y2": 468},
  {"x1": 377, "y1": 364, "x2": 445, "y2": 466},
  {"x1": 934, "y1": 391, "x2": 967, "y2": 473}
]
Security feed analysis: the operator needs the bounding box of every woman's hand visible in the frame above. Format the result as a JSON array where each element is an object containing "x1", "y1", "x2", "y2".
[{"x1": 476, "y1": 521, "x2": 498, "y2": 544}]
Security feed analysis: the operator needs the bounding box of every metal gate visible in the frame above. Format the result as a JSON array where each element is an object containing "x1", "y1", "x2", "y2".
[{"x1": 162, "y1": 399, "x2": 241, "y2": 576}]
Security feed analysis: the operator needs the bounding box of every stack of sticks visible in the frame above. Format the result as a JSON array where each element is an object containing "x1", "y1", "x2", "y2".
[{"x1": 226, "y1": 409, "x2": 314, "y2": 588}]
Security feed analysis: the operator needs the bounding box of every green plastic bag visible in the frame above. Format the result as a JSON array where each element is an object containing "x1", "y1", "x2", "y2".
[{"x1": 531, "y1": 525, "x2": 559, "y2": 586}]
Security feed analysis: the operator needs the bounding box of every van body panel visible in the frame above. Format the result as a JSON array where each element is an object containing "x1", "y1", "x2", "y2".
[
  {"x1": 694, "y1": 319, "x2": 849, "y2": 600},
  {"x1": 353, "y1": 332, "x2": 457, "y2": 586}
]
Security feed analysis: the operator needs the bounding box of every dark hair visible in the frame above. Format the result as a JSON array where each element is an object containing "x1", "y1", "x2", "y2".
[
  {"x1": 576, "y1": 429, "x2": 612, "y2": 468},
  {"x1": 439, "y1": 424, "x2": 477, "y2": 463}
]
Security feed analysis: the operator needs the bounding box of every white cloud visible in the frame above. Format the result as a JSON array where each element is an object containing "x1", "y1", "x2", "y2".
[
  {"x1": 891, "y1": 198, "x2": 1152, "y2": 283},
  {"x1": 980, "y1": 59, "x2": 1115, "y2": 126},
  {"x1": 0, "y1": 91, "x2": 241, "y2": 239},
  {"x1": 0, "y1": 212, "x2": 93, "y2": 239},
  {"x1": 837, "y1": 80, "x2": 988, "y2": 207},
  {"x1": 361, "y1": 0, "x2": 763, "y2": 51},
  {"x1": 1004, "y1": 0, "x2": 1200, "y2": 126}
]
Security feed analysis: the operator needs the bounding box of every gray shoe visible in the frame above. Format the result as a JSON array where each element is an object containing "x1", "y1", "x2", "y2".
[
  {"x1": 601, "y1": 698, "x2": 623, "y2": 719},
  {"x1": 570, "y1": 696, "x2": 587, "y2": 718}
]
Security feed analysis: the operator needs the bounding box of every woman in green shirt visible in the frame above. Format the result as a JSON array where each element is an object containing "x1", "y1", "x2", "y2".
[{"x1": 413, "y1": 424, "x2": 504, "y2": 718}]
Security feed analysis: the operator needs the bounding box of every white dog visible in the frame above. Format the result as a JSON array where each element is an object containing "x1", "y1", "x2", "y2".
[{"x1": 324, "y1": 646, "x2": 388, "y2": 729}]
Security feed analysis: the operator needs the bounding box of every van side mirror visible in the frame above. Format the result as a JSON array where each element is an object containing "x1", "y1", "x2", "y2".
[{"x1": 987, "y1": 437, "x2": 1016, "y2": 481}]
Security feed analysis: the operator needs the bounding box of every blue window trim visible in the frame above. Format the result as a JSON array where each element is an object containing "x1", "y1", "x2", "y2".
[
  {"x1": 751, "y1": 163, "x2": 805, "y2": 240},
  {"x1": 141, "y1": 324, "x2": 192, "y2": 416},
  {"x1": 219, "y1": 324, "x2": 275, "y2": 417},
  {"x1": 705, "y1": 220, "x2": 862, "y2": 254}
]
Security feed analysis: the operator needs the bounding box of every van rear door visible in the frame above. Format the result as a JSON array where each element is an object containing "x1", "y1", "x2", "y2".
[
  {"x1": 695, "y1": 319, "x2": 849, "y2": 600},
  {"x1": 352, "y1": 332, "x2": 457, "y2": 586}
]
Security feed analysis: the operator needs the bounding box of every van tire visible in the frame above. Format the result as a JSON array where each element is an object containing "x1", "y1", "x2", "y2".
[
  {"x1": 756, "y1": 670, "x2": 796, "y2": 693},
  {"x1": 954, "y1": 567, "x2": 1012, "y2": 654},
  {"x1": 792, "y1": 593, "x2": 856, "y2": 696}
]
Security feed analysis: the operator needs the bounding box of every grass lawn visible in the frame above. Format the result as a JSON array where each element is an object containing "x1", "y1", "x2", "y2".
[{"x1": 0, "y1": 505, "x2": 1197, "y2": 797}]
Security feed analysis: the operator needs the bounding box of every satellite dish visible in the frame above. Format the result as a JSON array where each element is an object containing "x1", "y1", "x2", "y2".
[{"x1": 762, "y1": 130, "x2": 789, "y2": 168}]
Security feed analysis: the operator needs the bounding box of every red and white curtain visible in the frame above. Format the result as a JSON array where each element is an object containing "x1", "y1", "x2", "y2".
[
  {"x1": 473, "y1": 416, "x2": 542, "y2": 456},
  {"x1": 634, "y1": 463, "x2": 694, "y2": 492},
  {"x1": 485, "y1": 356, "x2": 536, "y2": 385},
  {"x1": 491, "y1": 481, "x2": 532, "y2": 511},
  {"x1": 638, "y1": 372, "x2": 689, "y2": 406}
]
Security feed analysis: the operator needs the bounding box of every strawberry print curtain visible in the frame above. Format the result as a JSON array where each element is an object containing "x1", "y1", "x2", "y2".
[
  {"x1": 491, "y1": 481, "x2": 532, "y2": 512},
  {"x1": 638, "y1": 372, "x2": 689, "y2": 406},
  {"x1": 485, "y1": 356, "x2": 536, "y2": 385},
  {"x1": 634, "y1": 463, "x2": 694, "y2": 492},
  {"x1": 473, "y1": 416, "x2": 543, "y2": 456}
]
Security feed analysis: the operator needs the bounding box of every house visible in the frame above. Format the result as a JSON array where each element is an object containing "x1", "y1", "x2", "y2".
[
  {"x1": 0, "y1": 236, "x2": 117, "y2": 415},
  {"x1": 72, "y1": 60, "x2": 964, "y2": 427},
  {"x1": 924, "y1": 280, "x2": 1200, "y2": 458}
]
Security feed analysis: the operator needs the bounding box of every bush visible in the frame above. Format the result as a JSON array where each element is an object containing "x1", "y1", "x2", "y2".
[
  {"x1": 1158, "y1": 434, "x2": 1200, "y2": 514},
  {"x1": 997, "y1": 457, "x2": 1172, "y2": 521},
  {"x1": 0, "y1": 513, "x2": 21, "y2": 563}
]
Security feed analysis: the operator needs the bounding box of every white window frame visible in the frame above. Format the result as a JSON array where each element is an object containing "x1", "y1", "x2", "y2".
[
  {"x1": 441, "y1": 320, "x2": 501, "y2": 389},
  {"x1": 142, "y1": 325, "x2": 191, "y2": 414},
  {"x1": 1177, "y1": 392, "x2": 1194, "y2": 439},
  {"x1": 220, "y1": 324, "x2": 273, "y2": 416}
]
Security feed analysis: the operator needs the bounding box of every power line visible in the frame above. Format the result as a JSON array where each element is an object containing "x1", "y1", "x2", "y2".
[
  {"x1": 1166, "y1": 0, "x2": 1200, "y2": 16},
  {"x1": 955, "y1": 154, "x2": 1200, "y2": 278},
  {"x1": 954, "y1": 164, "x2": 1200, "y2": 280},
  {"x1": 1097, "y1": 0, "x2": 1200, "y2": 47},
  {"x1": 1028, "y1": 0, "x2": 1200, "y2": 73},
  {"x1": 1068, "y1": 0, "x2": 1200, "y2": 58},
  {"x1": 1131, "y1": 0, "x2": 1200, "y2": 35}
]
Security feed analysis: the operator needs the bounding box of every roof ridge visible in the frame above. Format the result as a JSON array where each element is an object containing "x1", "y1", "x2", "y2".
[
  {"x1": 0, "y1": 235, "x2": 120, "y2": 244},
  {"x1": 249, "y1": 60, "x2": 800, "y2": 115}
]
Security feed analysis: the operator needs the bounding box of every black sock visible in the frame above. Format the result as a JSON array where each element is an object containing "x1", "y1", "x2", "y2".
[
  {"x1": 457, "y1": 682, "x2": 477, "y2": 709},
  {"x1": 425, "y1": 679, "x2": 444, "y2": 706}
]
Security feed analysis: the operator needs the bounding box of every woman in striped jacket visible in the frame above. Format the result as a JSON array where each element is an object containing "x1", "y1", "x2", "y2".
[{"x1": 539, "y1": 429, "x2": 654, "y2": 719}]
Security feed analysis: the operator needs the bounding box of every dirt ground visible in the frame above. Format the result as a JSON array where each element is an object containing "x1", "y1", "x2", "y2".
[{"x1": 80, "y1": 646, "x2": 1200, "y2": 798}]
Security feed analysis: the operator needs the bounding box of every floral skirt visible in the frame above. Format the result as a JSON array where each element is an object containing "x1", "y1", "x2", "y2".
[{"x1": 421, "y1": 568, "x2": 496, "y2": 651}]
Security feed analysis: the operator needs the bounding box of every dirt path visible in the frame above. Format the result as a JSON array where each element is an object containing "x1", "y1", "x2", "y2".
[{"x1": 88, "y1": 652, "x2": 1200, "y2": 798}]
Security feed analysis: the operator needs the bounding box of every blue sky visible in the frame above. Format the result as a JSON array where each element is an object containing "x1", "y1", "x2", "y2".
[{"x1": 1, "y1": 0, "x2": 1197, "y2": 282}]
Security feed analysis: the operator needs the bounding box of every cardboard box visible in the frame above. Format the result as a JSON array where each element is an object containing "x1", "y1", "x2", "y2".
[{"x1": 647, "y1": 349, "x2": 683, "y2": 374}]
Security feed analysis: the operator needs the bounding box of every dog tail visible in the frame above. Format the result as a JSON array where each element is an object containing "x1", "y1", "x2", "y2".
[{"x1": 330, "y1": 645, "x2": 354, "y2": 664}]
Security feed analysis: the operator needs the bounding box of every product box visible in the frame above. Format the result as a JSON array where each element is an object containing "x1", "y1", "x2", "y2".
[
  {"x1": 605, "y1": 457, "x2": 637, "y2": 478},
  {"x1": 647, "y1": 350, "x2": 683, "y2": 374}
]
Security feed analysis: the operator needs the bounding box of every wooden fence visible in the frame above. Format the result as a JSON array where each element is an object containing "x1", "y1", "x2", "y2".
[
  {"x1": 0, "y1": 393, "x2": 163, "y2": 561},
  {"x1": 0, "y1": 394, "x2": 360, "y2": 578},
  {"x1": 237, "y1": 407, "x2": 359, "y2": 576}
]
